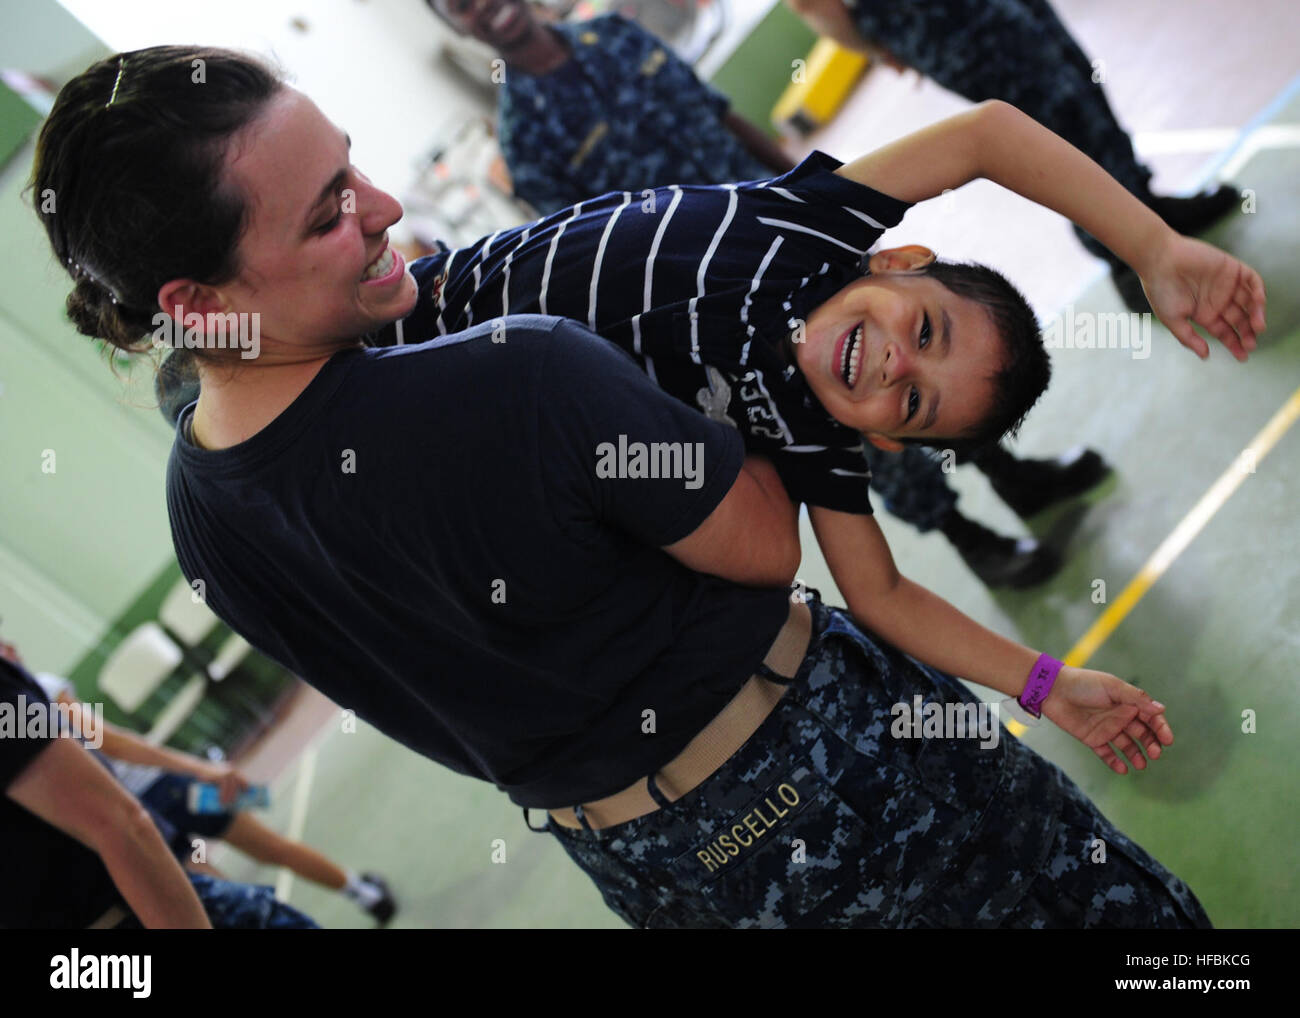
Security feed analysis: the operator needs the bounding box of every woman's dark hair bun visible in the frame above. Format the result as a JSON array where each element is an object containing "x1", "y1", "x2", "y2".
[{"x1": 29, "y1": 46, "x2": 286, "y2": 355}]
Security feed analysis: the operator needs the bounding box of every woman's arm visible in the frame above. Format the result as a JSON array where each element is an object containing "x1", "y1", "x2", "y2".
[
  {"x1": 664, "y1": 454, "x2": 801, "y2": 587},
  {"x1": 6, "y1": 737, "x2": 211, "y2": 928}
]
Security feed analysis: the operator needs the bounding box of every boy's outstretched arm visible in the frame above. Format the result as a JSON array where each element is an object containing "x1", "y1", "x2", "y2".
[
  {"x1": 808, "y1": 505, "x2": 1173, "y2": 774},
  {"x1": 834, "y1": 100, "x2": 1266, "y2": 361}
]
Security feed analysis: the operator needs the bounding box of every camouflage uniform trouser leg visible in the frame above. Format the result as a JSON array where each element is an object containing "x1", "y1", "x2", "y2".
[
  {"x1": 848, "y1": 0, "x2": 1152, "y2": 197},
  {"x1": 114, "y1": 873, "x2": 319, "y2": 929},
  {"x1": 863, "y1": 443, "x2": 958, "y2": 534},
  {"x1": 546, "y1": 600, "x2": 1211, "y2": 928}
]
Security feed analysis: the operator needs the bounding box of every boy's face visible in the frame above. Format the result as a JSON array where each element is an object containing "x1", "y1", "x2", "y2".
[
  {"x1": 431, "y1": 0, "x2": 542, "y2": 51},
  {"x1": 793, "y1": 246, "x2": 1004, "y2": 451}
]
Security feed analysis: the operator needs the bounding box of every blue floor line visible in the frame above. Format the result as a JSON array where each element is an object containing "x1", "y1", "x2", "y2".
[{"x1": 1187, "y1": 70, "x2": 1300, "y2": 188}]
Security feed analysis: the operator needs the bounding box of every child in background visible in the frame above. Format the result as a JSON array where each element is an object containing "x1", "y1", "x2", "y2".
[
  {"x1": 1, "y1": 639, "x2": 398, "y2": 926},
  {"x1": 0, "y1": 644, "x2": 318, "y2": 929}
]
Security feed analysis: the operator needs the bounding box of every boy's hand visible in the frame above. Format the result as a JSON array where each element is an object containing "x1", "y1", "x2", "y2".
[
  {"x1": 1040, "y1": 666, "x2": 1173, "y2": 775},
  {"x1": 1139, "y1": 233, "x2": 1266, "y2": 362}
]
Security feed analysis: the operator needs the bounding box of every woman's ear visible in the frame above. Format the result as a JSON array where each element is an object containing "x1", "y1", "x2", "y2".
[
  {"x1": 866, "y1": 245, "x2": 936, "y2": 275},
  {"x1": 156, "y1": 280, "x2": 229, "y2": 321},
  {"x1": 865, "y1": 432, "x2": 905, "y2": 453}
]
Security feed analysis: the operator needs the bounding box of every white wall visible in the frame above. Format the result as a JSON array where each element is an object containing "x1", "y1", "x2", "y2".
[
  {"x1": 56, "y1": 0, "x2": 494, "y2": 238},
  {"x1": 0, "y1": 0, "x2": 106, "y2": 81}
]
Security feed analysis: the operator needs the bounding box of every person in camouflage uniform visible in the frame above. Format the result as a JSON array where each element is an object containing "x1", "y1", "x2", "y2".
[
  {"x1": 496, "y1": 12, "x2": 779, "y2": 217},
  {"x1": 426, "y1": 2, "x2": 791, "y2": 216},
  {"x1": 114, "y1": 873, "x2": 319, "y2": 929},
  {"x1": 548, "y1": 594, "x2": 1212, "y2": 929}
]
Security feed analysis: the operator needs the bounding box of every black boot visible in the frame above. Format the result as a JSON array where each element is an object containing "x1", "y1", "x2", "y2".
[
  {"x1": 1072, "y1": 223, "x2": 1111, "y2": 261},
  {"x1": 1146, "y1": 183, "x2": 1240, "y2": 235},
  {"x1": 1108, "y1": 260, "x2": 1153, "y2": 315},
  {"x1": 940, "y1": 510, "x2": 1061, "y2": 589},
  {"x1": 1067, "y1": 236, "x2": 1153, "y2": 313},
  {"x1": 973, "y1": 444, "x2": 1112, "y2": 519}
]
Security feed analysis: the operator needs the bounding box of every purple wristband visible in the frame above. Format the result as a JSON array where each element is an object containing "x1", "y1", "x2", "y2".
[{"x1": 1019, "y1": 654, "x2": 1064, "y2": 718}]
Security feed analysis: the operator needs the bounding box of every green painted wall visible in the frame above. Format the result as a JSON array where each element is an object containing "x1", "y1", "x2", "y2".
[{"x1": 708, "y1": 2, "x2": 817, "y2": 136}]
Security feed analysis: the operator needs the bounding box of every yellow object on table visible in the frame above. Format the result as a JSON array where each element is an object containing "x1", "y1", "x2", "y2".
[{"x1": 771, "y1": 38, "x2": 870, "y2": 136}]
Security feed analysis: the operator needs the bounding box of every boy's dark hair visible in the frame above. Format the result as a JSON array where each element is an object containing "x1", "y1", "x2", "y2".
[
  {"x1": 903, "y1": 259, "x2": 1050, "y2": 453},
  {"x1": 28, "y1": 46, "x2": 285, "y2": 357}
]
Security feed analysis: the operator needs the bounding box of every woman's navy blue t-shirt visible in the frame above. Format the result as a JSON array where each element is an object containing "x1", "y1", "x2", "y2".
[{"x1": 166, "y1": 315, "x2": 790, "y2": 809}]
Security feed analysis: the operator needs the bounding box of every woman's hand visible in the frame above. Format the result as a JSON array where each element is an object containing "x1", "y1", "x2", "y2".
[
  {"x1": 194, "y1": 762, "x2": 251, "y2": 807},
  {"x1": 1041, "y1": 667, "x2": 1173, "y2": 775},
  {"x1": 1138, "y1": 232, "x2": 1266, "y2": 362}
]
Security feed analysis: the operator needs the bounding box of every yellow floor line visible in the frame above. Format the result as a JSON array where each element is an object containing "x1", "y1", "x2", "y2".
[{"x1": 1005, "y1": 383, "x2": 1300, "y2": 737}]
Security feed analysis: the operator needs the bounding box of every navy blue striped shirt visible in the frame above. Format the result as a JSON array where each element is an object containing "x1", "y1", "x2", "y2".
[{"x1": 376, "y1": 152, "x2": 914, "y2": 513}]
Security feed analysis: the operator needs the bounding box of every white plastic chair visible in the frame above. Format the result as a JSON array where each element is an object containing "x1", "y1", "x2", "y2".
[
  {"x1": 97, "y1": 622, "x2": 183, "y2": 715},
  {"x1": 158, "y1": 578, "x2": 251, "y2": 680},
  {"x1": 96, "y1": 622, "x2": 215, "y2": 746}
]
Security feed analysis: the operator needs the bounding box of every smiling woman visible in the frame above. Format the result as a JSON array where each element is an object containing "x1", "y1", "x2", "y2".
[{"x1": 31, "y1": 47, "x2": 422, "y2": 451}]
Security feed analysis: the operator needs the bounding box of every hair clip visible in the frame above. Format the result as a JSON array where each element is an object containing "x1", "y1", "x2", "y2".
[
  {"x1": 106, "y1": 57, "x2": 126, "y2": 109},
  {"x1": 69, "y1": 254, "x2": 123, "y2": 305}
]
